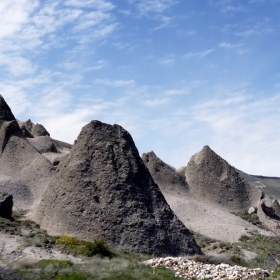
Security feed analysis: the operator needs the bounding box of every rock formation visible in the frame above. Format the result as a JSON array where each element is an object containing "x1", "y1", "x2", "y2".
[
  {"x1": 142, "y1": 151, "x2": 188, "y2": 195},
  {"x1": 0, "y1": 95, "x2": 55, "y2": 210},
  {"x1": 27, "y1": 136, "x2": 58, "y2": 154},
  {"x1": 0, "y1": 193, "x2": 13, "y2": 220},
  {"x1": 184, "y1": 146, "x2": 261, "y2": 211},
  {"x1": 32, "y1": 123, "x2": 50, "y2": 137},
  {"x1": 35, "y1": 120, "x2": 201, "y2": 256}
]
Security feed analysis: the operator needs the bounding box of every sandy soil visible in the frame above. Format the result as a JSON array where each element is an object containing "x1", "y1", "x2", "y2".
[
  {"x1": 0, "y1": 232, "x2": 83, "y2": 267},
  {"x1": 163, "y1": 191, "x2": 270, "y2": 243}
]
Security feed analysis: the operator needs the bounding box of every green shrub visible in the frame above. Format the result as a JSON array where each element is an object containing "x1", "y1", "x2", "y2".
[
  {"x1": 56, "y1": 273, "x2": 87, "y2": 280},
  {"x1": 57, "y1": 235, "x2": 114, "y2": 258},
  {"x1": 36, "y1": 259, "x2": 73, "y2": 269}
]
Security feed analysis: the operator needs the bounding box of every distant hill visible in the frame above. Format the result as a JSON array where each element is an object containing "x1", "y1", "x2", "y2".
[{"x1": 236, "y1": 169, "x2": 280, "y2": 199}]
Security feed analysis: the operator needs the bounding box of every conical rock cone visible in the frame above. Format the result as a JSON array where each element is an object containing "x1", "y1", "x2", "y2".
[
  {"x1": 35, "y1": 120, "x2": 201, "y2": 255},
  {"x1": 185, "y1": 146, "x2": 261, "y2": 211}
]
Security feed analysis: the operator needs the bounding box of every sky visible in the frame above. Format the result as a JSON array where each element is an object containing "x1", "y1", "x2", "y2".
[{"x1": 1, "y1": 0, "x2": 280, "y2": 176}]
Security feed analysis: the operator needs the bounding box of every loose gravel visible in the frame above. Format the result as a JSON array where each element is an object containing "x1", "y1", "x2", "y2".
[{"x1": 144, "y1": 257, "x2": 271, "y2": 279}]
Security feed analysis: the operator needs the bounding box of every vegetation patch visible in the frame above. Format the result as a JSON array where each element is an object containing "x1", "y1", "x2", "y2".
[
  {"x1": 232, "y1": 209, "x2": 263, "y2": 228},
  {"x1": 57, "y1": 235, "x2": 114, "y2": 258},
  {"x1": 238, "y1": 234, "x2": 280, "y2": 269}
]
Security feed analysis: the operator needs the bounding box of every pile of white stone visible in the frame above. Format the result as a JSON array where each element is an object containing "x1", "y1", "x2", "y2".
[{"x1": 143, "y1": 257, "x2": 271, "y2": 279}]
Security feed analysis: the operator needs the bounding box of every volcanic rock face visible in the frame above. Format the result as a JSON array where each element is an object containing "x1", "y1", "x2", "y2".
[
  {"x1": 35, "y1": 120, "x2": 201, "y2": 256},
  {"x1": 184, "y1": 146, "x2": 261, "y2": 211},
  {"x1": 0, "y1": 95, "x2": 55, "y2": 210},
  {"x1": 142, "y1": 151, "x2": 188, "y2": 195}
]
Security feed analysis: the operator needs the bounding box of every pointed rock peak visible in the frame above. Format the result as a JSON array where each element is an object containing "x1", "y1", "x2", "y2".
[
  {"x1": 32, "y1": 124, "x2": 50, "y2": 137},
  {"x1": 142, "y1": 150, "x2": 188, "y2": 193},
  {"x1": 186, "y1": 146, "x2": 261, "y2": 210},
  {"x1": 0, "y1": 95, "x2": 16, "y2": 126},
  {"x1": 192, "y1": 145, "x2": 217, "y2": 164},
  {"x1": 36, "y1": 120, "x2": 200, "y2": 256}
]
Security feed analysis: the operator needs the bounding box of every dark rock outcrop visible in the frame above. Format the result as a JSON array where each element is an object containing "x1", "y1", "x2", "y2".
[
  {"x1": 142, "y1": 151, "x2": 188, "y2": 195},
  {"x1": 32, "y1": 124, "x2": 50, "y2": 137},
  {"x1": 0, "y1": 95, "x2": 16, "y2": 126},
  {"x1": 35, "y1": 120, "x2": 201, "y2": 256},
  {"x1": 0, "y1": 95, "x2": 54, "y2": 210},
  {"x1": 0, "y1": 193, "x2": 13, "y2": 220},
  {"x1": 184, "y1": 146, "x2": 261, "y2": 211},
  {"x1": 19, "y1": 124, "x2": 34, "y2": 138}
]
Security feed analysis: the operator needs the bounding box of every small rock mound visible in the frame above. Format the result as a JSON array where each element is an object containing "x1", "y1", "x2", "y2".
[
  {"x1": 35, "y1": 120, "x2": 201, "y2": 256},
  {"x1": 32, "y1": 124, "x2": 50, "y2": 137},
  {"x1": 142, "y1": 151, "x2": 188, "y2": 195},
  {"x1": 184, "y1": 146, "x2": 261, "y2": 211}
]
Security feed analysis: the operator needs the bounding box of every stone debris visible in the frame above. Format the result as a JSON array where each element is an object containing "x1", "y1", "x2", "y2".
[{"x1": 144, "y1": 257, "x2": 270, "y2": 279}]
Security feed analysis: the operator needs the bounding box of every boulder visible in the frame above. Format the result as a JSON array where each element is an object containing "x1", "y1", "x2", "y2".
[
  {"x1": 248, "y1": 207, "x2": 255, "y2": 215},
  {"x1": 52, "y1": 155, "x2": 64, "y2": 166},
  {"x1": 184, "y1": 146, "x2": 261, "y2": 211},
  {"x1": 32, "y1": 124, "x2": 50, "y2": 137},
  {"x1": 35, "y1": 120, "x2": 201, "y2": 256},
  {"x1": 0, "y1": 95, "x2": 55, "y2": 211},
  {"x1": 142, "y1": 151, "x2": 188, "y2": 195},
  {"x1": 0, "y1": 193, "x2": 13, "y2": 220}
]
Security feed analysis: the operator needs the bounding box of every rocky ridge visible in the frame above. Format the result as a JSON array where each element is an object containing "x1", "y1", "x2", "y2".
[
  {"x1": 35, "y1": 120, "x2": 201, "y2": 256},
  {"x1": 0, "y1": 95, "x2": 55, "y2": 210}
]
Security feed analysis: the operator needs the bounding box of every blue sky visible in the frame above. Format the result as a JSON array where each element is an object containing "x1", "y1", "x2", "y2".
[{"x1": 1, "y1": 0, "x2": 280, "y2": 176}]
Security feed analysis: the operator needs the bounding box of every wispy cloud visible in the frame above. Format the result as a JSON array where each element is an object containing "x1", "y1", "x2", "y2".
[
  {"x1": 144, "y1": 98, "x2": 169, "y2": 106},
  {"x1": 220, "y1": 5, "x2": 248, "y2": 12},
  {"x1": 219, "y1": 42, "x2": 243, "y2": 49},
  {"x1": 93, "y1": 79, "x2": 135, "y2": 87},
  {"x1": 131, "y1": 0, "x2": 178, "y2": 15},
  {"x1": 219, "y1": 42, "x2": 248, "y2": 55},
  {"x1": 158, "y1": 56, "x2": 175, "y2": 66},
  {"x1": 190, "y1": 92, "x2": 280, "y2": 175},
  {"x1": 184, "y1": 49, "x2": 214, "y2": 59},
  {"x1": 164, "y1": 89, "x2": 188, "y2": 95}
]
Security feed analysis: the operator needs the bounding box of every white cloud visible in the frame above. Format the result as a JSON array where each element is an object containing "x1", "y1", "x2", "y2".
[
  {"x1": 184, "y1": 49, "x2": 214, "y2": 59},
  {"x1": 93, "y1": 79, "x2": 135, "y2": 87},
  {"x1": 64, "y1": 0, "x2": 115, "y2": 11},
  {"x1": 0, "y1": 83, "x2": 31, "y2": 115},
  {"x1": 144, "y1": 98, "x2": 169, "y2": 106},
  {"x1": 0, "y1": 54, "x2": 36, "y2": 76},
  {"x1": 220, "y1": 5, "x2": 248, "y2": 12},
  {"x1": 219, "y1": 42, "x2": 243, "y2": 49},
  {"x1": 164, "y1": 89, "x2": 189, "y2": 95},
  {"x1": 158, "y1": 57, "x2": 175, "y2": 66},
  {"x1": 132, "y1": 0, "x2": 178, "y2": 15},
  {"x1": 0, "y1": 0, "x2": 38, "y2": 40},
  {"x1": 190, "y1": 92, "x2": 280, "y2": 175}
]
